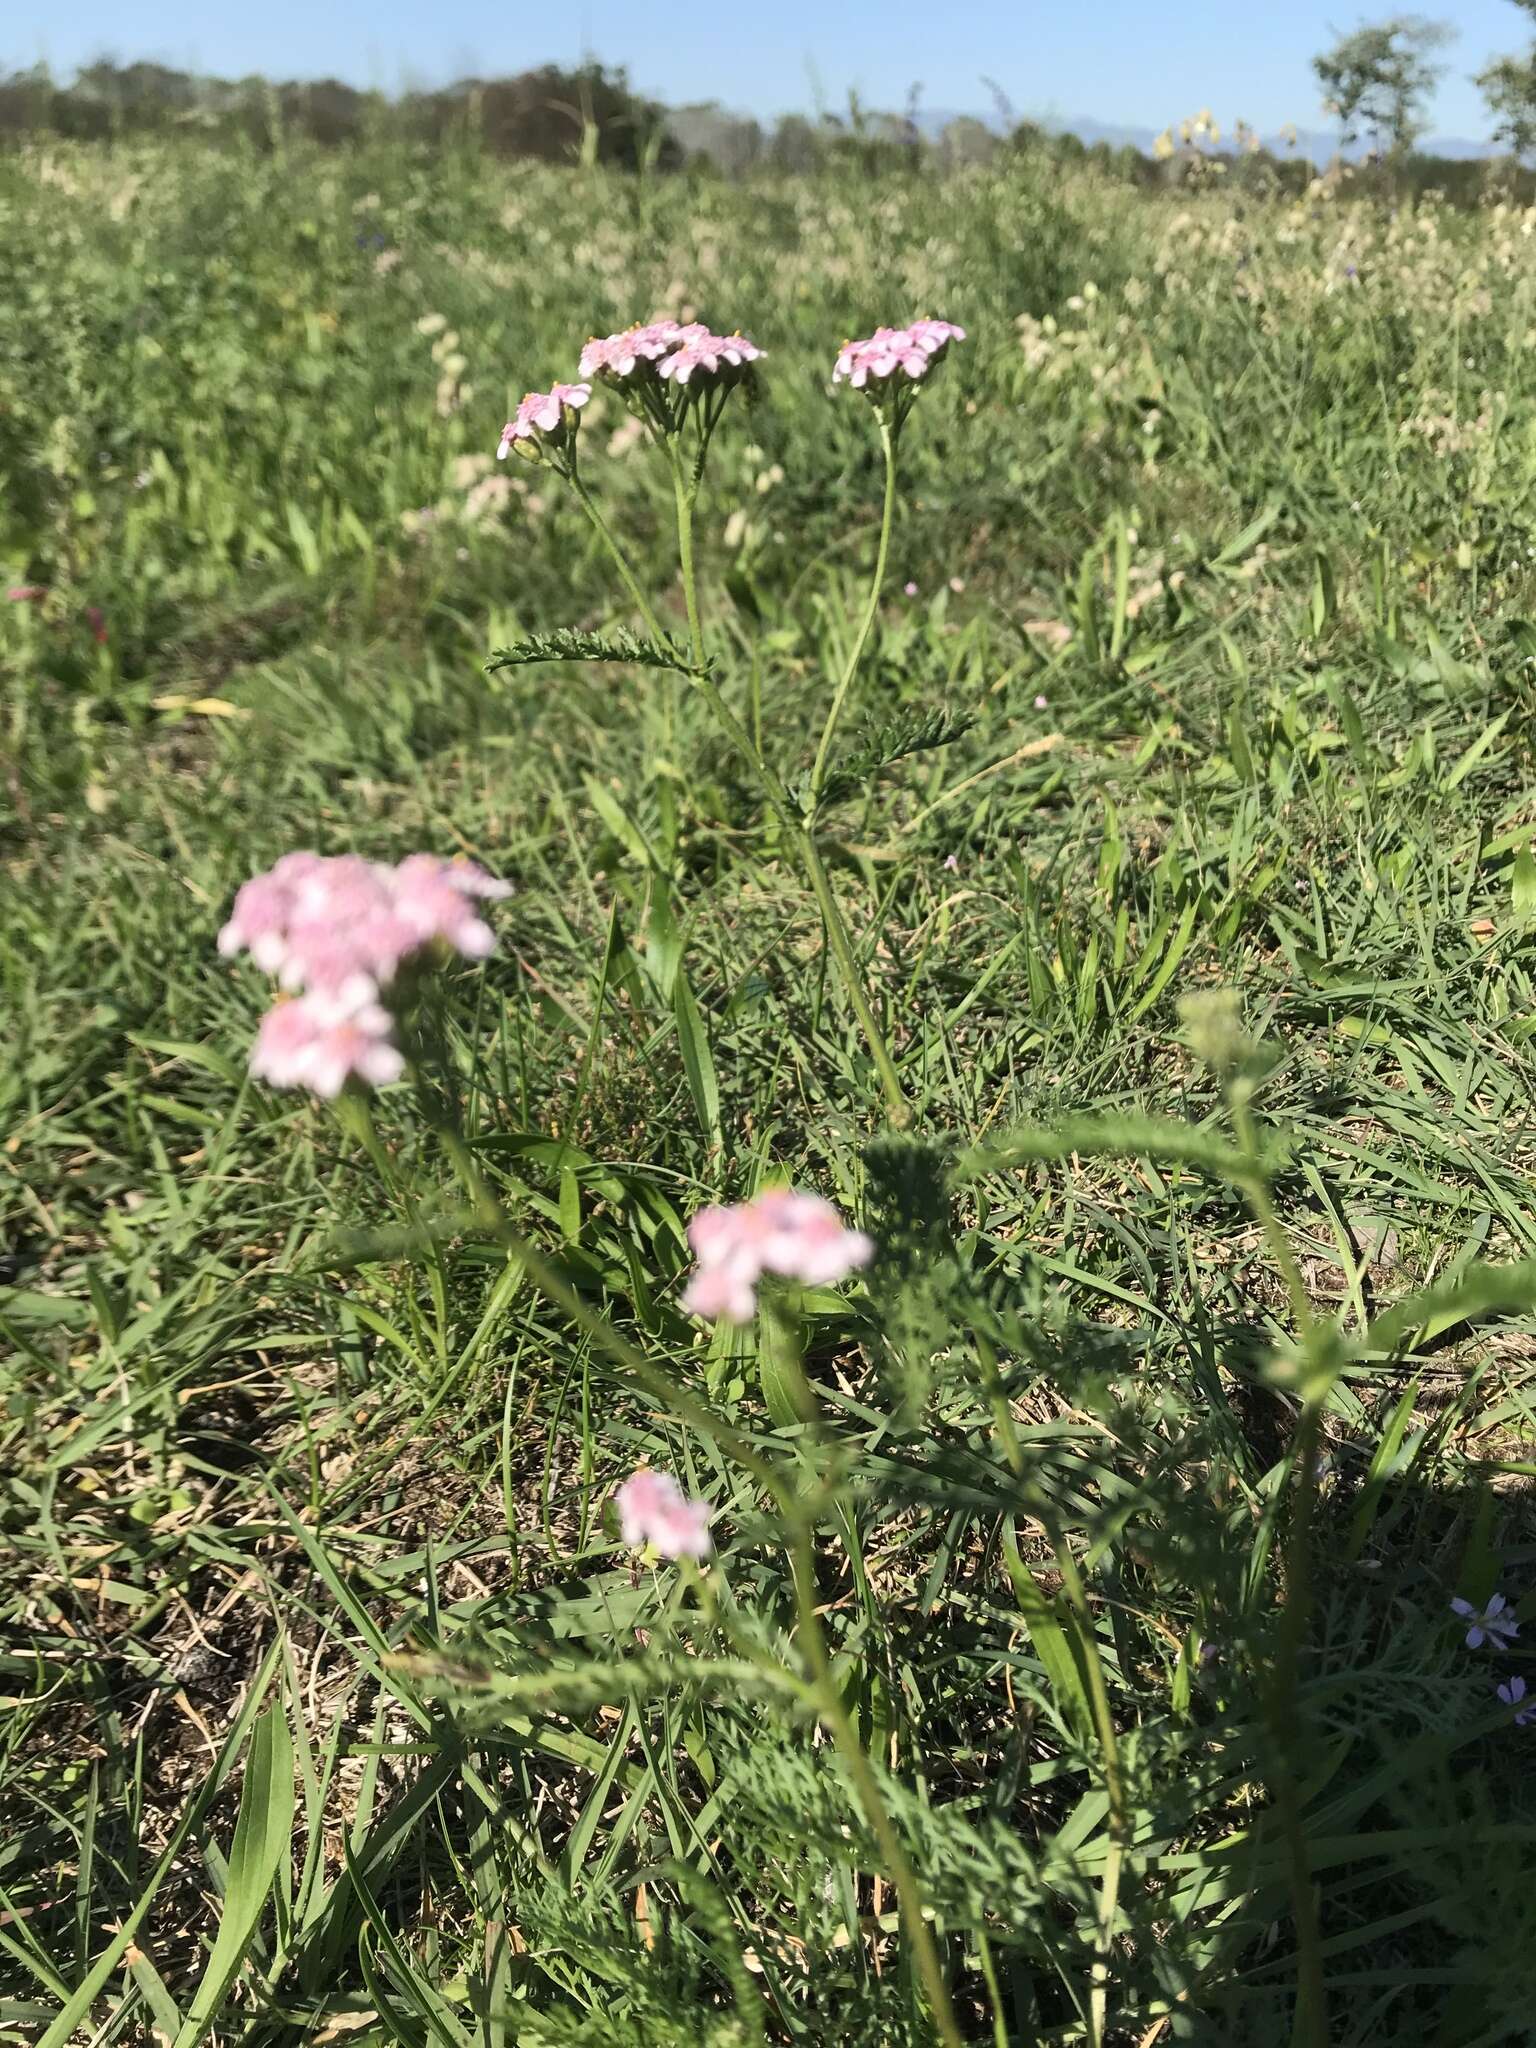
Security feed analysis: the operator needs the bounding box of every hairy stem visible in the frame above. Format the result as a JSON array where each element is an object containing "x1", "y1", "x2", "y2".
[
  {"x1": 984, "y1": 1330, "x2": 1122, "y2": 2045},
  {"x1": 1271, "y1": 1395, "x2": 1328, "y2": 2048},
  {"x1": 567, "y1": 468, "x2": 670, "y2": 646},
  {"x1": 672, "y1": 465, "x2": 708, "y2": 675},
  {"x1": 663, "y1": 442, "x2": 909, "y2": 1122},
  {"x1": 810, "y1": 411, "x2": 897, "y2": 802},
  {"x1": 798, "y1": 830, "x2": 909, "y2": 1123},
  {"x1": 1051, "y1": 1540, "x2": 1127, "y2": 2048},
  {"x1": 788, "y1": 1518, "x2": 964, "y2": 2048},
  {"x1": 1232, "y1": 1093, "x2": 1327, "y2": 2047}
]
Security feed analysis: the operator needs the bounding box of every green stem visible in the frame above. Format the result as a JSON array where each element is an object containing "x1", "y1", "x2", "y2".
[
  {"x1": 662, "y1": 447, "x2": 781, "y2": 803},
  {"x1": 567, "y1": 469, "x2": 669, "y2": 645},
  {"x1": 670, "y1": 460, "x2": 708, "y2": 671},
  {"x1": 984, "y1": 1342, "x2": 1119, "y2": 2048},
  {"x1": 1271, "y1": 1396, "x2": 1328, "y2": 2048},
  {"x1": 800, "y1": 829, "x2": 909, "y2": 1124},
  {"x1": 1051, "y1": 1541, "x2": 1127, "y2": 2048},
  {"x1": 1232, "y1": 1093, "x2": 1327, "y2": 2048},
  {"x1": 975, "y1": 1930, "x2": 1011, "y2": 2048},
  {"x1": 787, "y1": 1519, "x2": 964, "y2": 2048},
  {"x1": 810, "y1": 413, "x2": 898, "y2": 802},
  {"x1": 664, "y1": 441, "x2": 908, "y2": 1124},
  {"x1": 1233, "y1": 1097, "x2": 1315, "y2": 1339}
]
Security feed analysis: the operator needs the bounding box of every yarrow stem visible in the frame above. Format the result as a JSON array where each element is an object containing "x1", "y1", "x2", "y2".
[
  {"x1": 797, "y1": 831, "x2": 910, "y2": 1124},
  {"x1": 670, "y1": 457, "x2": 708, "y2": 676},
  {"x1": 566, "y1": 467, "x2": 669, "y2": 646},
  {"x1": 1229, "y1": 1094, "x2": 1328, "y2": 2048},
  {"x1": 786, "y1": 1516, "x2": 965, "y2": 2048},
  {"x1": 810, "y1": 410, "x2": 899, "y2": 805},
  {"x1": 666, "y1": 437, "x2": 909, "y2": 1123},
  {"x1": 984, "y1": 1338, "x2": 1125, "y2": 2048}
]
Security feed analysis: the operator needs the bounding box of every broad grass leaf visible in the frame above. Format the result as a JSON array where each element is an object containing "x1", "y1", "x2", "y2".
[
  {"x1": 673, "y1": 969, "x2": 720, "y2": 1148},
  {"x1": 172, "y1": 1705, "x2": 295, "y2": 2047}
]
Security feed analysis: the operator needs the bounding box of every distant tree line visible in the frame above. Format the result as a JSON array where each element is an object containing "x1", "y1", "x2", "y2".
[
  {"x1": 0, "y1": 59, "x2": 683, "y2": 167},
  {"x1": 6, "y1": 43, "x2": 1536, "y2": 205}
]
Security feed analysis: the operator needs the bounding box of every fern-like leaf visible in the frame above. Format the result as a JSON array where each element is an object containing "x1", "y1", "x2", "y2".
[
  {"x1": 810, "y1": 706, "x2": 975, "y2": 811},
  {"x1": 485, "y1": 626, "x2": 709, "y2": 677}
]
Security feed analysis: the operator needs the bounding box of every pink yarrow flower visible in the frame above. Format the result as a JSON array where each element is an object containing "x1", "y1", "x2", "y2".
[
  {"x1": 681, "y1": 1188, "x2": 874, "y2": 1323},
  {"x1": 497, "y1": 382, "x2": 591, "y2": 457},
  {"x1": 657, "y1": 328, "x2": 765, "y2": 386},
  {"x1": 579, "y1": 320, "x2": 684, "y2": 380},
  {"x1": 907, "y1": 318, "x2": 967, "y2": 356},
  {"x1": 833, "y1": 319, "x2": 965, "y2": 389},
  {"x1": 220, "y1": 852, "x2": 509, "y2": 1005},
  {"x1": 249, "y1": 991, "x2": 405, "y2": 1098},
  {"x1": 390, "y1": 852, "x2": 506, "y2": 959},
  {"x1": 616, "y1": 1468, "x2": 713, "y2": 1560}
]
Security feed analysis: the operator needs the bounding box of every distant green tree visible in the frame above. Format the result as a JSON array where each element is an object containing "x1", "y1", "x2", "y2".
[
  {"x1": 768, "y1": 112, "x2": 821, "y2": 172},
  {"x1": 667, "y1": 101, "x2": 763, "y2": 175},
  {"x1": 1312, "y1": 16, "x2": 1455, "y2": 156},
  {"x1": 0, "y1": 63, "x2": 56, "y2": 138},
  {"x1": 938, "y1": 116, "x2": 999, "y2": 168},
  {"x1": 1007, "y1": 119, "x2": 1049, "y2": 154},
  {"x1": 1478, "y1": 2, "x2": 1536, "y2": 161},
  {"x1": 406, "y1": 65, "x2": 679, "y2": 169},
  {"x1": 1480, "y1": 50, "x2": 1536, "y2": 158}
]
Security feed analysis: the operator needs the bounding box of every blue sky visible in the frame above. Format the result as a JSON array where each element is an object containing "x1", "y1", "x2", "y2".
[{"x1": 14, "y1": 1, "x2": 1523, "y2": 139}]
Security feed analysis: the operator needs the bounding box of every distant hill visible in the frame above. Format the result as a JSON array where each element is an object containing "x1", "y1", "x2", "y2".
[{"x1": 912, "y1": 107, "x2": 1495, "y2": 162}]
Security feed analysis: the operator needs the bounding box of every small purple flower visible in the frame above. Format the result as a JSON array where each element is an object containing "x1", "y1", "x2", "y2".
[
  {"x1": 1497, "y1": 1674, "x2": 1536, "y2": 1726},
  {"x1": 903, "y1": 580, "x2": 919, "y2": 597},
  {"x1": 1452, "y1": 1593, "x2": 1520, "y2": 1651}
]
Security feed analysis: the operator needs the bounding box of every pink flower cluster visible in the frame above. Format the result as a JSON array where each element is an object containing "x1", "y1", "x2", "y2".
[
  {"x1": 220, "y1": 851, "x2": 510, "y2": 1095},
  {"x1": 580, "y1": 319, "x2": 687, "y2": 379},
  {"x1": 616, "y1": 1467, "x2": 714, "y2": 1560},
  {"x1": 659, "y1": 326, "x2": 765, "y2": 386},
  {"x1": 250, "y1": 992, "x2": 405, "y2": 1097},
  {"x1": 497, "y1": 382, "x2": 591, "y2": 457},
  {"x1": 681, "y1": 1188, "x2": 874, "y2": 1322},
  {"x1": 833, "y1": 319, "x2": 966, "y2": 390},
  {"x1": 579, "y1": 319, "x2": 765, "y2": 388},
  {"x1": 220, "y1": 851, "x2": 509, "y2": 1000}
]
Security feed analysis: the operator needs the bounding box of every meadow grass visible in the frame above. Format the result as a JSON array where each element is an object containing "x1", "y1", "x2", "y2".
[{"x1": 3, "y1": 138, "x2": 1536, "y2": 2045}]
